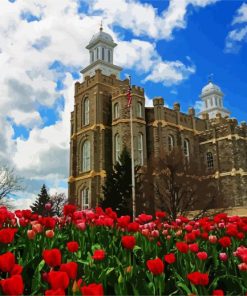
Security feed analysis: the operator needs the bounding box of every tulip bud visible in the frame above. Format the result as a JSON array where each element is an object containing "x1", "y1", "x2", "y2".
[
  {"x1": 45, "y1": 230, "x2": 54, "y2": 238},
  {"x1": 209, "y1": 235, "x2": 217, "y2": 244},
  {"x1": 27, "y1": 230, "x2": 36, "y2": 240},
  {"x1": 162, "y1": 229, "x2": 168, "y2": 236},
  {"x1": 151, "y1": 230, "x2": 159, "y2": 237},
  {"x1": 238, "y1": 262, "x2": 247, "y2": 271},
  {"x1": 32, "y1": 223, "x2": 43, "y2": 233},
  {"x1": 76, "y1": 222, "x2": 86, "y2": 231},
  {"x1": 219, "y1": 253, "x2": 228, "y2": 262},
  {"x1": 175, "y1": 230, "x2": 182, "y2": 237}
]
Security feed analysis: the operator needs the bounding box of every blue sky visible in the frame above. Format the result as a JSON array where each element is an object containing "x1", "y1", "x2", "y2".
[{"x1": 0, "y1": 0, "x2": 246, "y2": 208}]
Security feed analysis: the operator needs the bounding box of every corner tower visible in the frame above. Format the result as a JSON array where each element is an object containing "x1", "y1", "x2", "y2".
[
  {"x1": 68, "y1": 27, "x2": 123, "y2": 209},
  {"x1": 198, "y1": 79, "x2": 230, "y2": 119},
  {"x1": 81, "y1": 25, "x2": 122, "y2": 79}
]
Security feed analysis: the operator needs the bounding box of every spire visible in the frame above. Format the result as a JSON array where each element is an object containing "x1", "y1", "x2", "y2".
[
  {"x1": 100, "y1": 20, "x2": 103, "y2": 32},
  {"x1": 208, "y1": 73, "x2": 214, "y2": 83}
]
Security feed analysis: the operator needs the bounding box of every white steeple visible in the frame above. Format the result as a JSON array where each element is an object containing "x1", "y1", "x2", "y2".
[
  {"x1": 81, "y1": 24, "x2": 122, "y2": 79},
  {"x1": 198, "y1": 78, "x2": 230, "y2": 119}
]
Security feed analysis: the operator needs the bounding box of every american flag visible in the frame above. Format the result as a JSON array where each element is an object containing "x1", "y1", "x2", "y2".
[{"x1": 127, "y1": 84, "x2": 132, "y2": 107}]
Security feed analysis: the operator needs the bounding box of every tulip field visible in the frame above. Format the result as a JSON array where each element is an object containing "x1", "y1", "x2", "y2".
[{"x1": 0, "y1": 205, "x2": 247, "y2": 295}]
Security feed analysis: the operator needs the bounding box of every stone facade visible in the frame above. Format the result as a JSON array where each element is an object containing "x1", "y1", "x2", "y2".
[{"x1": 68, "y1": 29, "x2": 247, "y2": 211}]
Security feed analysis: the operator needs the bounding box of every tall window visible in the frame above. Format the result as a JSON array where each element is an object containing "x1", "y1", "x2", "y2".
[
  {"x1": 108, "y1": 49, "x2": 111, "y2": 62},
  {"x1": 84, "y1": 98, "x2": 89, "y2": 125},
  {"x1": 137, "y1": 102, "x2": 143, "y2": 117},
  {"x1": 82, "y1": 140, "x2": 90, "y2": 172},
  {"x1": 207, "y1": 152, "x2": 214, "y2": 168},
  {"x1": 81, "y1": 188, "x2": 90, "y2": 209},
  {"x1": 90, "y1": 51, "x2": 94, "y2": 63},
  {"x1": 114, "y1": 103, "x2": 119, "y2": 119},
  {"x1": 102, "y1": 47, "x2": 105, "y2": 61},
  {"x1": 205, "y1": 100, "x2": 208, "y2": 108},
  {"x1": 115, "y1": 134, "x2": 121, "y2": 162},
  {"x1": 137, "y1": 133, "x2": 143, "y2": 165},
  {"x1": 168, "y1": 135, "x2": 174, "y2": 152},
  {"x1": 96, "y1": 48, "x2": 99, "y2": 60},
  {"x1": 183, "y1": 139, "x2": 190, "y2": 159},
  {"x1": 210, "y1": 97, "x2": 213, "y2": 106}
]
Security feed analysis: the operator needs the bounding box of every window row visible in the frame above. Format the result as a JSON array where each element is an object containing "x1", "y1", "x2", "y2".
[
  {"x1": 168, "y1": 135, "x2": 190, "y2": 158},
  {"x1": 113, "y1": 102, "x2": 143, "y2": 119},
  {"x1": 114, "y1": 133, "x2": 144, "y2": 165},
  {"x1": 90, "y1": 47, "x2": 112, "y2": 63},
  {"x1": 81, "y1": 137, "x2": 214, "y2": 172},
  {"x1": 205, "y1": 97, "x2": 222, "y2": 109}
]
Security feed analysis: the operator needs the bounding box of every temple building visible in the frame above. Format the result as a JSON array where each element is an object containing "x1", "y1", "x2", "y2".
[{"x1": 68, "y1": 27, "x2": 247, "y2": 213}]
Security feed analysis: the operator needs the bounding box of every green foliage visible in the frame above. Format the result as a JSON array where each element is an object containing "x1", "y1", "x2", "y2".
[
  {"x1": 101, "y1": 146, "x2": 132, "y2": 216},
  {"x1": 30, "y1": 184, "x2": 54, "y2": 216}
]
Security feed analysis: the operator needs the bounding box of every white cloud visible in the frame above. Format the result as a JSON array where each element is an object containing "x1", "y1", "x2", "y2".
[
  {"x1": 225, "y1": 3, "x2": 247, "y2": 53},
  {"x1": 8, "y1": 110, "x2": 42, "y2": 128},
  {"x1": 89, "y1": 0, "x2": 220, "y2": 40},
  {"x1": 144, "y1": 60, "x2": 196, "y2": 86},
  {"x1": 0, "y1": 0, "x2": 215, "y2": 208}
]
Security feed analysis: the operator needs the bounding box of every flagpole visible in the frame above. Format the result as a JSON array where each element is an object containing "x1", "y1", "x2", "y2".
[{"x1": 129, "y1": 76, "x2": 136, "y2": 220}]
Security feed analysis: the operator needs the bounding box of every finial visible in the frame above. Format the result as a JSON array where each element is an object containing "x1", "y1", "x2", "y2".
[
  {"x1": 100, "y1": 20, "x2": 103, "y2": 32},
  {"x1": 208, "y1": 73, "x2": 214, "y2": 83}
]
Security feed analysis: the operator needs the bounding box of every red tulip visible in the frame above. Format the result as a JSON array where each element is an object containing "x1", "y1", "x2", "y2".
[
  {"x1": 81, "y1": 283, "x2": 104, "y2": 296},
  {"x1": 48, "y1": 271, "x2": 70, "y2": 290},
  {"x1": 0, "y1": 252, "x2": 15, "y2": 273},
  {"x1": 10, "y1": 264, "x2": 23, "y2": 276},
  {"x1": 212, "y1": 290, "x2": 224, "y2": 296},
  {"x1": 187, "y1": 271, "x2": 209, "y2": 286},
  {"x1": 0, "y1": 275, "x2": 24, "y2": 296},
  {"x1": 45, "y1": 289, "x2": 65, "y2": 296},
  {"x1": 67, "y1": 241, "x2": 79, "y2": 252},
  {"x1": 164, "y1": 253, "x2": 176, "y2": 264},
  {"x1": 218, "y1": 236, "x2": 231, "y2": 248},
  {"x1": 60, "y1": 262, "x2": 78, "y2": 280},
  {"x1": 92, "y1": 250, "x2": 105, "y2": 261},
  {"x1": 121, "y1": 235, "x2": 136, "y2": 250},
  {"x1": 189, "y1": 243, "x2": 199, "y2": 253},
  {"x1": 176, "y1": 242, "x2": 189, "y2": 253},
  {"x1": 43, "y1": 249, "x2": 62, "y2": 267},
  {"x1": 146, "y1": 258, "x2": 164, "y2": 275},
  {"x1": 0, "y1": 228, "x2": 17, "y2": 244},
  {"x1": 196, "y1": 252, "x2": 208, "y2": 261}
]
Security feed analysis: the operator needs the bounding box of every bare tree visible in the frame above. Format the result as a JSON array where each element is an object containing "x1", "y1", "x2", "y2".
[
  {"x1": 50, "y1": 193, "x2": 68, "y2": 216},
  {"x1": 140, "y1": 149, "x2": 221, "y2": 220},
  {"x1": 0, "y1": 164, "x2": 23, "y2": 207}
]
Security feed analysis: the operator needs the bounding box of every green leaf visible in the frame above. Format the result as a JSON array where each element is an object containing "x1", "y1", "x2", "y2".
[
  {"x1": 31, "y1": 260, "x2": 45, "y2": 295},
  {"x1": 177, "y1": 283, "x2": 191, "y2": 295}
]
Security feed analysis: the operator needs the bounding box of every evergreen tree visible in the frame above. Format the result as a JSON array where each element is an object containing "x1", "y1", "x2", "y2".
[
  {"x1": 101, "y1": 146, "x2": 132, "y2": 216},
  {"x1": 30, "y1": 184, "x2": 54, "y2": 216}
]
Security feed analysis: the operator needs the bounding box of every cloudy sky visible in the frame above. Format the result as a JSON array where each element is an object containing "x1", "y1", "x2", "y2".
[{"x1": 0, "y1": 0, "x2": 246, "y2": 209}]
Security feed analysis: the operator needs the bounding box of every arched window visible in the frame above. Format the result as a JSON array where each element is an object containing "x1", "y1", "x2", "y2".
[
  {"x1": 137, "y1": 133, "x2": 143, "y2": 165},
  {"x1": 183, "y1": 139, "x2": 190, "y2": 159},
  {"x1": 102, "y1": 47, "x2": 105, "y2": 60},
  {"x1": 114, "y1": 103, "x2": 119, "y2": 119},
  {"x1": 115, "y1": 134, "x2": 121, "y2": 162},
  {"x1": 207, "y1": 152, "x2": 214, "y2": 168},
  {"x1": 81, "y1": 188, "x2": 90, "y2": 209},
  {"x1": 210, "y1": 97, "x2": 213, "y2": 106},
  {"x1": 168, "y1": 135, "x2": 174, "y2": 152},
  {"x1": 84, "y1": 98, "x2": 89, "y2": 125},
  {"x1": 82, "y1": 140, "x2": 90, "y2": 172},
  {"x1": 205, "y1": 100, "x2": 208, "y2": 108},
  {"x1": 137, "y1": 102, "x2": 143, "y2": 117}
]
